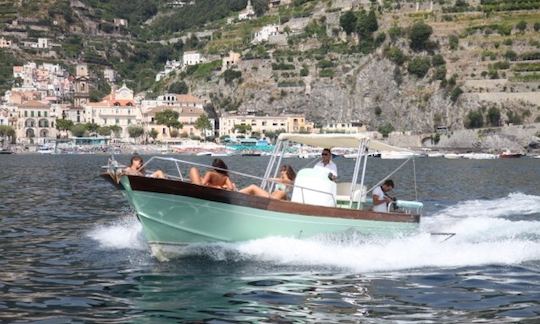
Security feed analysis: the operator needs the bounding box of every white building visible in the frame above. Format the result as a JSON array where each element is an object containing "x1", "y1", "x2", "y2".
[
  {"x1": 103, "y1": 68, "x2": 116, "y2": 83},
  {"x1": 182, "y1": 51, "x2": 205, "y2": 66},
  {"x1": 0, "y1": 37, "x2": 12, "y2": 48},
  {"x1": 155, "y1": 60, "x2": 181, "y2": 81},
  {"x1": 219, "y1": 114, "x2": 313, "y2": 136},
  {"x1": 141, "y1": 93, "x2": 206, "y2": 112},
  {"x1": 83, "y1": 84, "x2": 141, "y2": 140},
  {"x1": 37, "y1": 38, "x2": 49, "y2": 49},
  {"x1": 322, "y1": 121, "x2": 367, "y2": 133},
  {"x1": 252, "y1": 24, "x2": 280, "y2": 44},
  {"x1": 142, "y1": 106, "x2": 214, "y2": 140},
  {"x1": 238, "y1": 0, "x2": 256, "y2": 20}
]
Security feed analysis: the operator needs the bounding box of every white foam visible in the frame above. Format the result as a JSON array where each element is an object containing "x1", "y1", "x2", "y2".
[
  {"x1": 87, "y1": 215, "x2": 146, "y2": 250},
  {"x1": 88, "y1": 193, "x2": 540, "y2": 272},
  {"x1": 211, "y1": 193, "x2": 540, "y2": 272}
]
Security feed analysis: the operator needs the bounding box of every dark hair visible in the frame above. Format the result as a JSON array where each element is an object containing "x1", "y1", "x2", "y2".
[
  {"x1": 280, "y1": 164, "x2": 296, "y2": 181},
  {"x1": 130, "y1": 155, "x2": 145, "y2": 173},
  {"x1": 383, "y1": 179, "x2": 394, "y2": 188},
  {"x1": 322, "y1": 148, "x2": 331, "y2": 154},
  {"x1": 212, "y1": 158, "x2": 229, "y2": 176}
]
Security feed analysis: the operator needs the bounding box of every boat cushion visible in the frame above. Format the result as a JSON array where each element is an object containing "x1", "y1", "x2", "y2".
[{"x1": 291, "y1": 168, "x2": 337, "y2": 207}]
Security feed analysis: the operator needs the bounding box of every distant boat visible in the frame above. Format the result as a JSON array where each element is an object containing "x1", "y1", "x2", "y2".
[
  {"x1": 427, "y1": 152, "x2": 444, "y2": 158},
  {"x1": 444, "y1": 153, "x2": 462, "y2": 159},
  {"x1": 499, "y1": 149, "x2": 523, "y2": 158},
  {"x1": 37, "y1": 144, "x2": 55, "y2": 154},
  {"x1": 380, "y1": 151, "x2": 416, "y2": 159},
  {"x1": 195, "y1": 151, "x2": 213, "y2": 156},
  {"x1": 0, "y1": 148, "x2": 14, "y2": 154},
  {"x1": 462, "y1": 153, "x2": 498, "y2": 160},
  {"x1": 241, "y1": 151, "x2": 261, "y2": 157}
]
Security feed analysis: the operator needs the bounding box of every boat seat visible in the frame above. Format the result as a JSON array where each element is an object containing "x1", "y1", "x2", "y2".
[
  {"x1": 335, "y1": 182, "x2": 367, "y2": 204},
  {"x1": 291, "y1": 168, "x2": 337, "y2": 207}
]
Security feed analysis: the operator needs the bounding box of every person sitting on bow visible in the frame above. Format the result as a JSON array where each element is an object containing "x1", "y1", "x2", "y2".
[{"x1": 189, "y1": 158, "x2": 236, "y2": 191}]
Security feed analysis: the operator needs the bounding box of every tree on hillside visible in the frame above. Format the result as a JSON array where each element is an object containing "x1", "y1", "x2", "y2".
[
  {"x1": 339, "y1": 11, "x2": 357, "y2": 35},
  {"x1": 155, "y1": 109, "x2": 182, "y2": 133},
  {"x1": 168, "y1": 81, "x2": 188, "y2": 94},
  {"x1": 128, "y1": 125, "x2": 145, "y2": 140},
  {"x1": 98, "y1": 126, "x2": 111, "y2": 136},
  {"x1": 85, "y1": 122, "x2": 100, "y2": 134},
  {"x1": 487, "y1": 107, "x2": 501, "y2": 126},
  {"x1": 56, "y1": 118, "x2": 74, "y2": 137},
  {"x1": 148, "y1": 129, "x2": 159, "y2": 141},
  {"x1": 233, "y1": 124, "x2": 251, "y2": 134},
  {"x1": 109, "y1": 125, "x2": 122, "y2": 138},
  {"x1": 409, "y1": 22, "x2": 433, "y2": 51},
  {"x1": 0, "y1": 125, "x2": 16, "y2": 145},
  {"x1": 71, "y1": 124, "x2": 88, "y2": 137},
  {"x1": 194, "y1": 114, "x2": 212, "y2": 139},
  {"x1": 356, "y1": 9, "x2": 378, "y2": 38}
]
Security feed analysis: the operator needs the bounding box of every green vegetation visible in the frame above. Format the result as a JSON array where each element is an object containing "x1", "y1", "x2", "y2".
[
  {"x1": 465, "y1": 110, "x2": 484, "y2": 129},
  {"x1": 0, "y1": 49, "x2": 22, "y2": 94},
  {"x1": 449, "y1": 34, "x2": 459, "y2": 51},
  {"x1": 168, "y1": 81, "x2": 188, "y2": 94},
  {"x1": 195, "y1": 114, "x2": 212, "y2": 138},
  {"x1": 155, "y1": 109, "x2": 182, "y2": 131},
  {"x1": 407, "y1": 56, "x2": 431, "y2": 78},
  {"x1": 222, "y1": 69, "x2": 242, "y2": 84},
  {"x1": 384, "y1": 47, "x2": 406, "y2": 66},
  {"x1": 487, "y1": 107, "x2": 501, "y2": 126},
  {"x1": 128, "y1": 125, "x2": 145, "y2": 139},
  {"x1": 409, "y1": 21, "x2": 433, "y2": 51},
  {"x1": 513, "y1": 62, "x2": 540, "y2": 72},
  {"x1": 378, "y1": 122, "x2": 395, "y2": 137},
  {"x1": 0, "y1": 125, "x2": 16, "y2": 144},
  {"x1": 450, "y1": 86, "x2": 463, "y2": 103}
]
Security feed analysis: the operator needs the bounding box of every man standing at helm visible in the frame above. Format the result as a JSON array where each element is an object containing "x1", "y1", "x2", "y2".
[{"x1": 314, "y1": 148, "x2": 338, "y2": 181}]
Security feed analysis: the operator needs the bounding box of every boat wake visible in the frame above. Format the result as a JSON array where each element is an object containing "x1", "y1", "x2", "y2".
[
  {"x1": 87, "y1": 214, "x2": 146, "y2": 251},
  {"x1": 89, "y1": 193, "x2": 540, "y2": 272}
]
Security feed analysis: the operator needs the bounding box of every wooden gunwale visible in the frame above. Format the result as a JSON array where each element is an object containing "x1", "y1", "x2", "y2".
[{"x1": 120, "y1": 175, "x2": 420, "y2": 223}]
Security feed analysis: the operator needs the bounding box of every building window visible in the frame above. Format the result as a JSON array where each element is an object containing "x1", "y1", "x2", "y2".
[
  {"x1": 262, "y1": 121, "x2": 266, "y2": 126},
  {"x1": 31, "y1": 111, "x2": 34, "y2": 117},
  {"x1": 44, "y1": 111, "x2": 47, "y2": 117},
  {"x1": 163, "y1": 128, "x2": 166, "y2": 134},
  {"x1": 273, "y1": 123, "x2": 278, "y2": 126},
  {"x1": 24, "y1": 111, "x2": 28, "y2": 117},
  {"x1": 104, "y1": 119, "x2": 107, "y2": 125},
  {"x1": 115, "y1": 118, "x2": 119, "y2": 124},
  {"x1": 38, "y1": 111, "x2": 41, "y2": 117},
  {"x1": 127, "y1": 119, "x2": 131, "y2": 124}
]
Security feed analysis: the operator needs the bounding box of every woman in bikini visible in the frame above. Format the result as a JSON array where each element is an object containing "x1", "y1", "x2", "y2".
[
  {"x1": 239, "y1": 165, "x2": 296, "y2": 200},
  {"x1": 189, "y1": 158, "x2": 236, "y2": 190}
]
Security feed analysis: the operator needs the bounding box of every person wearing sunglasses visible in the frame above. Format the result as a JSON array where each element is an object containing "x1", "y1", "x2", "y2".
[{"x1": 314, "y1": 148, "x2": 337, "y2": 181}]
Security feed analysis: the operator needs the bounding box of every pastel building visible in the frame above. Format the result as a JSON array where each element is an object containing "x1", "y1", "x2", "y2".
[
  {"x1": 142, "y1": 106, "x2": 214, "y2": 140},
  {"x1": 219, "y1": 114, "x2": 313, "y2": 136},
  {"x1": 83, "y1": 84, "x2": 141, "y2": 139},
  {"x1": 16, "y1": 101, "x2": 57, "y2": 144}
]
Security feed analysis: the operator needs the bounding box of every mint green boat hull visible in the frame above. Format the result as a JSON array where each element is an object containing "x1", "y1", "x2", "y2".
[{"x1": 119, "y1": 176, "x2": 419, "y2": 253}]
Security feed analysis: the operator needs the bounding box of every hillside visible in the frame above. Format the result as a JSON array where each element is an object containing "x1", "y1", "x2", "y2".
[{"x1": 1, "y1": 0, "x2": 540, "y2": 134}]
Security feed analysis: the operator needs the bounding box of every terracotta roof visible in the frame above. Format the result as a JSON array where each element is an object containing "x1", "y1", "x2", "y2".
[
  {"x1": 17, "y1": 100, "x2": 49, "y2": 108},
  {"x1": 175, "y1": 94, "x2": 204, "y2": 104}
]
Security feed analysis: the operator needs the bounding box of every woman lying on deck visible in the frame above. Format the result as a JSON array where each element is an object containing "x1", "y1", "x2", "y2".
[
  {"x1": 189, "y1": 158, "x2": 236, "y2": 191},
  {"x1": 240, "y1": 165, "x2": 296, "y2": 200}
]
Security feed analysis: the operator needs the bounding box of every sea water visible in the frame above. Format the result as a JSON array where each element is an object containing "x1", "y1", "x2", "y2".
[{"x1": 0, "y1": 154, "x2": 539, "y2": 322}]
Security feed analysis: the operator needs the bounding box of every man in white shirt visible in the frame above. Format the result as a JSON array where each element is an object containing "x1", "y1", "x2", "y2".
[
  {"x1": 372, "y1": 179, "x2": 395, "y2": 213},
  {"x1": 314, "y1": 148, "x2": 338, "y2": 180}
]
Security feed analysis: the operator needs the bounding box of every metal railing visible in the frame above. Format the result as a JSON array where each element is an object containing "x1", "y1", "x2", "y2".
[{"x1": 119, "y1": 155, "x2": 340, "y2": 206}]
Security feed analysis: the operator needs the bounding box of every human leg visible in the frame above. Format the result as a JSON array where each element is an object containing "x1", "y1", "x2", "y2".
[
  {"x1": 239, "y1": 184, "x2": 271, "y2": 198},
  {"x1": 189, "y1": 167, "x2": 203, "y2": 184}
]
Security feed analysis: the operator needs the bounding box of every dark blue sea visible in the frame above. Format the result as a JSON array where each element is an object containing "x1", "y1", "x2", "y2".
[{"x1": 1, "y1": 154, "x2": 539, "y2": 322}]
